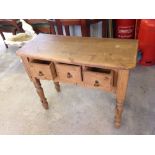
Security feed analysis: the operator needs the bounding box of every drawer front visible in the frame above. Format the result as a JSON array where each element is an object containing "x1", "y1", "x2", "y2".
[
  {"x1": 83, "y1": 70, "x2": 113, "y2": 91},
  {"x1": 55, "y1": 63, "x2": 82, "y2": 83},
  {"x1": 30, "y1": 62, "x2": 56, "y2": 80}
]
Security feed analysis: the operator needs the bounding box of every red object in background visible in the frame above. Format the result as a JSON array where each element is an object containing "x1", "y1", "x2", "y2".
[
  {"x1": 135, "y1": 19, "x2": 141, "y2": 39},
  {"x1": 138, "y1": 19, "x2": 155, "y2": 66},
  {"x1": 115, "y1": 19, "x2": 136, "y2": 39}
]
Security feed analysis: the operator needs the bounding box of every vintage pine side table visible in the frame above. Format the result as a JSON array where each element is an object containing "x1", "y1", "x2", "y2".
[{"x1": 16, "y1": 34, "x2": 138, "y2": 128}]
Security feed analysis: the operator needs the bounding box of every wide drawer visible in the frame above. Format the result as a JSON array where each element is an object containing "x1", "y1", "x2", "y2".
[
  {"x1": 83, "y1": 67, "x2": 113, "y2": 91},
  {"x1": 55, "y1": 63, "x2": 82, "y2": 83},
  {"x1": 29, "y1": 59, "x2": 56, "y2": 80}
]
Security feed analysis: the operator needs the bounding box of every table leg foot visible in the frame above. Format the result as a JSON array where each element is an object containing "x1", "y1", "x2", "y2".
[
  {"x1": 42, "y1": 101, "x2": 49, "y2": 109},
  {"x1": 114, "y1": 103, "x2": 123, "y2": 128}
]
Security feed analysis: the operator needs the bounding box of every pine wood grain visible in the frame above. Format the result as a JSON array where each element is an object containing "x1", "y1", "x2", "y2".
[{"x1": 16, "y1": 34, "x2": 138, "y2": 70}]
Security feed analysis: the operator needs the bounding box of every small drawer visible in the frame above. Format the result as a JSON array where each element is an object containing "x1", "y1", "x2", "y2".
[
  {"x1": 29, "y1": 59, "x2": 56, "y2": 80},
  {"x1": 55, "y1": 63, "x2": 82, "y2": 83},
  {"x1": 83, "y1": 67, "x2": 113, "y2": 91}
]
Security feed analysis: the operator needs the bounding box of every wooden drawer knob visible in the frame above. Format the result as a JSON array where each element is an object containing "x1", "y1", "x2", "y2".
[
  {"x1": 38, "y1": 71, "x2": 44, "y2": 76},
  {"x1": 67, "y1": 72, "x2": 72, "y2": 78},
  {"x1": 94, "y1": 80, "x2": 100, "y2": 87}
]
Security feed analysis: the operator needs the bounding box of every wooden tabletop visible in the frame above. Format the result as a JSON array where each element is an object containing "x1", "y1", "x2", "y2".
[{"x1": 16, "y1": 34, "x2": 138, "y2": 69}]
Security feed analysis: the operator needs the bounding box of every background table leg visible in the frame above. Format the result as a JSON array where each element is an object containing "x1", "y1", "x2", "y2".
[
  {"x1": 115, "y1": 69, "x2": 129, "y2": 128},
  {"x1": 0, "y1": 32, "x2": 8, "y2": 48},
  {"x1": 32, "y1": 78, "x2": 49, "y2": 109},
  {"x1": 54, "y1": 82, "x2": 60, "y2": 92}
]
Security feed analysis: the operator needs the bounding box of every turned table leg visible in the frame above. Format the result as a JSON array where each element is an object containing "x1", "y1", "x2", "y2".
[
  {"x1": 115, "y1": 69, "x2": 129, "y2": 128},
  {"x1": 54, "y1": 82, "x2": 60, "y2": 92},
  {"x1": 32, "y1": 78, "x2": 49, "y2": 109}
]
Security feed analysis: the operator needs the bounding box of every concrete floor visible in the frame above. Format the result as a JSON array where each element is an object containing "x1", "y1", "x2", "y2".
[{"x1": 0, "y1": 38, "x2": 155, "y2": 135}]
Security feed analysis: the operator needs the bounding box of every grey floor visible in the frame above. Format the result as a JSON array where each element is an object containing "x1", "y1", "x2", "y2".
[{"x1": 0, "y1": 38, "x2": 155, "y2": 135}]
